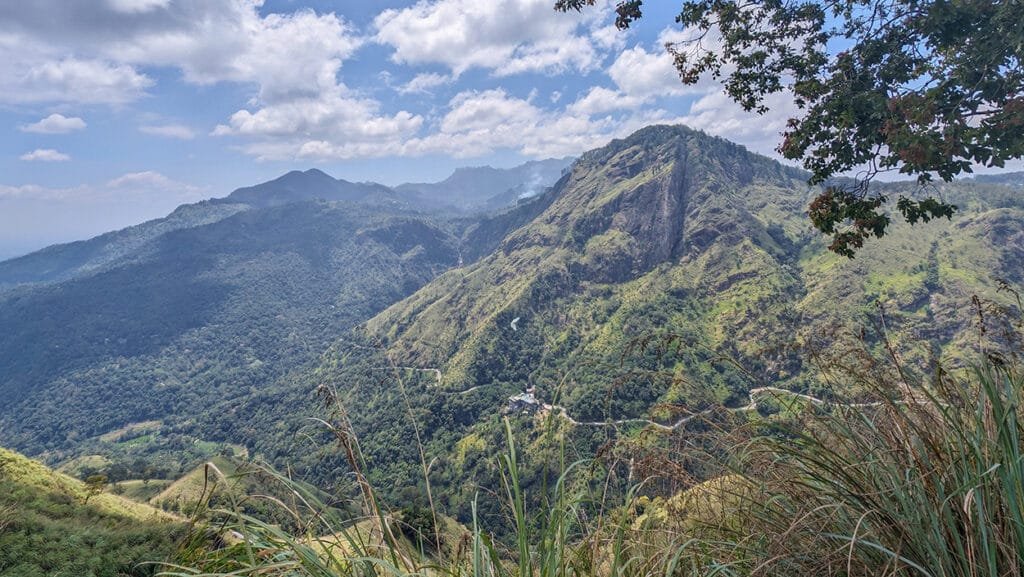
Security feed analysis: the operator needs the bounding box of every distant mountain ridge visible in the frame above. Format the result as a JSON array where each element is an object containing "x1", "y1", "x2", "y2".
[
  {"x1": 217, "y1": 168, "x2": 405, "y2": 209},
  {"x1": 0, "y1": 160, "x2": 569, "y2": 292},
  {"x1": 0, "y1": 201, "x2": 249, "y2": 291},
  {"x1": 396, "y1": 157, "x2": 573, "y2": 211}
]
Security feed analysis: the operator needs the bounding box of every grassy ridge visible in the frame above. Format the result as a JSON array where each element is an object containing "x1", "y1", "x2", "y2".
[{"x1": 0, "y1": 447, "x2": 185, "y2": 577}]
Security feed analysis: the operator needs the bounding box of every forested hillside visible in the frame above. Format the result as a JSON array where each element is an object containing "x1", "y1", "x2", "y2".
[
  {"x1": 301, "y1": 125, "x2": 1024, "y2": 523},
  {"x1": 1, "y1": 125, "x2": 1021, "y2": 537},
  {"x1": 0, "y1": 194, "x2": 461, "y2": 475}
]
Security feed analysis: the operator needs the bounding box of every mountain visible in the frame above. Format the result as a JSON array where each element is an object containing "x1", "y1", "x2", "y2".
[
  {"x1": 366, "y1": 126, "x2": 1023, "y2": 409},
  {"x1": 0, "y1": 198, "x2": 460, "y2": 474},
  {"x1": 0, "y1": 159, "x2": 582, "y2": 479},
  {"x1": 217, "y1": 168, "x2": 403, "y2": 209},
  {"x1": 0, "y1": 200, "x2": 249, "y2": 291},
  {"x1": 0, "y1": 165, "x2": 566, "y2": 293},
  {"x1": 395, "y1": 158, "x2": 573, "y2": 211},
  {"x1": 0, "y1": 169, "x2": 406, "y2": 293},
  {"x1": 969, "y1": 171, "x2": 1024, "y2": 187},
  {"x1": 0, "y1": 446, "x2": 184, "y2": 576},
  {"x1": 1, "y1": 125, "x2": 1021, "y2": 528},
  {"x1": 298, "y1": 125, "x2": 1024, "y2": 519}
]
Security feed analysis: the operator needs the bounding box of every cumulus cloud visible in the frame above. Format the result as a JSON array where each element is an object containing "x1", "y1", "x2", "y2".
[
  {"x1": 374, "y1": 0, "x2": 611, "y2": 77},
  {"x1": 139, "y1": 124, "x2": 196, "y2": 139},
  {"x1": 4, "y1": 56, "x2": 153, "y2": 104},
  {"x1": 19, "y1": 148, "x2": 71, "y2": 162},
  {"x1": 0, "y1": 1, "x2": 799, "y2": 165},
  {"x1": 106, "y1": 171, "x2": 178, "y2": 189},
  {"x1": 556, "y1": 26, "x2": 718, "y2": 131},
  {"x1": 0, "y1": 0, "x2": 421, "y2": 159},
  {"x1": 212, "y1": 88, "x2": 424, "y2": 161},
  {"x1": 0, "y1": 0, "x2": 361, "y2": 106},
  {"x1": 402, "y1": 88, "x2": 679, "y2": 159},
  {"x1": 20, "y1": 113, "x2": 87, "y2": 134},
  {"x1": 676, "y1": 90, "x2": 799, "y2": 158},
  {"x1": 568, "y1": 86, "x2": 643, "y2": 115},
  {"x1": 607, "y1": 45, "x2": 690, "y2": 100}
]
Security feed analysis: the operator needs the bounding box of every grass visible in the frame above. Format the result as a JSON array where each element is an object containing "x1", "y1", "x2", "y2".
[
  {"x1": 114, "y1": 478, "x2": 175, "y2": 502},
  {"x1": 0, "y1": 447, "x2": 185, "y2": 577},
  {"x1": 150, "y1": 456, "x2": 240, "y2": 513},
  {"x1": 165, "y1": 345, "x2": 1024, "y2": 577},
  {"x1": 727, "y1": 363, "x2": 1024, "y2": 576}
]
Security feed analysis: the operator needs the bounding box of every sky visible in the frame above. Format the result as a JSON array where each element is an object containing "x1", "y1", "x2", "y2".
[{"x1": 0, "y1": 1, "x2": 879, "y2": 259}]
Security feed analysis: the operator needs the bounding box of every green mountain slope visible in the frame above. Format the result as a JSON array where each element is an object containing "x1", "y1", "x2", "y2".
[
  {"x1": 0, "y1": 446, "x2": 184, "y2": 577},
  {"x1": 0, "y1": 199, "x2": 459, "y2": 474},
  {"x1": 301, "y1": 126, "x2": 1022, "y2": 520},
  {"x1": 368, "y1": 126, "x2": 814, "y2": 413}
]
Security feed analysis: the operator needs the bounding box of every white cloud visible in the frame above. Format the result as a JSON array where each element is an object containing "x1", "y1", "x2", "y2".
[
  {"x1": 212, "y1": 89, "x2": 424, "y2": 161},
  {"x1": 215, "y1": 83, "x2": 708, "y2": 162},
  {"x1": 19, "y1": 148, "x2": 71, "y2": 162},
  {"x1": 0, "y1": 1, "x2": 361, "y2": 107},
  {"x1": 607, "y1": 45, "x2": 689, "y2": 100},
  {"x1": 20, "y1": 113, "x2": 87, "y2": 134},
  {"x1": 551, "y1": 25, "x2": 721, "y2": 134},
  {"x1": 405, "y1": 88, "x2": 646, "y2": 159},
  {"x1": 568, "y1": 86, "x2": 642, "y2": 115},
  {"x1": 106, "y1": 4, "x2": 363, "y2": 103},
  {"x1": 140, "y1": 124, "x2": 196, "y2": 139},
  {"x1": 106, "y1": 171, "x2": 176, "y2": 189},
  {"x1": 398, "y1": 72, "x2": 452, "y2": 94},
  {"x1": 590, "y1": 23, "x2": 627, "y2": 50},
  {"x1": 0, "y1": 183, "x2": 52, "y2": 199},
  {"x1": 440, "y1": 89, "x2": 539, "y2": 133},
  {"x1": 374, "y1": 0, "x2": 610, "y2": 77},
  {"x1": 0, "y1": 171, "x2": 200, "y2": 200},
  {"x1": 5, "y1": 56, "x2": 153, "y2": 104},
  {"x1": 677, "y1": 90, "x2": 799, "y2": 158},
  {"x1": 0, "y1": 0, "x2": 415, "y2": 161}
]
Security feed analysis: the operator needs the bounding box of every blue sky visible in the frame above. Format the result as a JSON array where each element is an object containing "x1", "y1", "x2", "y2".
[{"x1": 0, "y1": 0, "x2": 804, "y2": 259}]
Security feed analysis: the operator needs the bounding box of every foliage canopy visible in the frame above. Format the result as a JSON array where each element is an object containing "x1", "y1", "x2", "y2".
[{"x1": 556, "y1": 0, "x2": 1024, "y2": 256}]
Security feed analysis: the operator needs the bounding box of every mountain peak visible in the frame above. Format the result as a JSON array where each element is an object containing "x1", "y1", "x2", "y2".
[
  {"x1": 302, "y1": 168, "x2": 334, "y2": 179},
  {"x1": 222, "y1": 169, "x2": 394, "y2": 208}
]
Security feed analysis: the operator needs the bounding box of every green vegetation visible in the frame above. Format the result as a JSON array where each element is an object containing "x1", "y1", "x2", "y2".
[
  {"x1": 1, "y1": 124, "x2": 1022, "y2": 573},
  {"x1": 168, "y1": 357, "x2": 1024, "y2": 576},
  {"x1": 0, "y1": 196, "x2": 460, "y2": 484},
  {"x1": 0, "y1": 447, "x2": 185, "y2": 577},
  {"x1": 320, "y1": 126, "x2": 1021, "y2": 529}
]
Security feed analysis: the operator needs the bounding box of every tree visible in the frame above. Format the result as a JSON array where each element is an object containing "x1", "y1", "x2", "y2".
[
  {"x1": 83, "y1": 474, "x2": 108, "y2": 504},
  {"x1": 556, "y1": 0, "x2": 1024, "y2": 256}
]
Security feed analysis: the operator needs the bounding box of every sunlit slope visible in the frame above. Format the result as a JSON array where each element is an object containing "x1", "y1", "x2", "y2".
[{"x1": 0, "y1": 446, "x2": 184, "y2": 577}]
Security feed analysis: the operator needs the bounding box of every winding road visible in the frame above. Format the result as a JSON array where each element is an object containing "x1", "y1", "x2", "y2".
[{"x1": 374, "y1": 365, "x2": 896, "y2": 431}]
